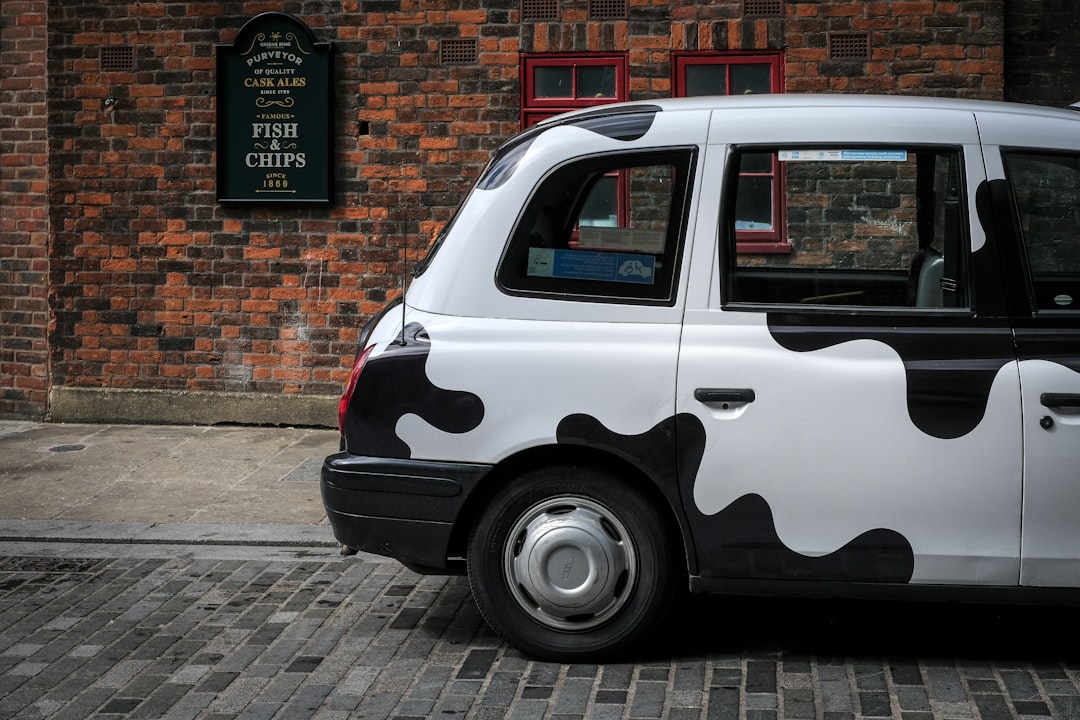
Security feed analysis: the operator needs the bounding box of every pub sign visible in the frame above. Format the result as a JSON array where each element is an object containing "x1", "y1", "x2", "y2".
[{"x1": 217, "y1": 12, "x2": 333, "y2": 204}]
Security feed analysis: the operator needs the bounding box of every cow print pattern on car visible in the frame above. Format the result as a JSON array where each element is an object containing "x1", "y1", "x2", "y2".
[
  {"x1": 556, "y1": 412, "x2": 915, "y2": 583},
  {"x1": 691, "y1": 493, "x2": 915, "y2": 582},
  {"x1": 766, "y1": 319, "x2": 1015, "y2": 439},
  {"x1": 343, "y1": 323, "x2": 484, "y2": 459}
]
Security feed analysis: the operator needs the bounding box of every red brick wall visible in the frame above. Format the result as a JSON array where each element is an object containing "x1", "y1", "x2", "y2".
[
  {"x1": 0, "y1": 1, "x2": 50, "y2": 419},
  {"x1": 783, "y1": 1, "x2": 1004, "y2": 96},
  {"x1": 1, "y1": 0, "x2": 1009, "y2": 420},
  {"x1": 44, "y1": 2, "x2": 405, "y2": 401}
]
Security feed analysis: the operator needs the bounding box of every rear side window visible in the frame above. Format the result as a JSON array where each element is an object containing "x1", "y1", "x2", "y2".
[
  {"x1": 497, "y1": 149, "x2": 697, "y2": 304},
  {"x1": 724, "y1": 147, "x2": 969, "y2": 310},
  {"x1": 1003, "y1": 150, "x2": 1080, "y2": 311}
]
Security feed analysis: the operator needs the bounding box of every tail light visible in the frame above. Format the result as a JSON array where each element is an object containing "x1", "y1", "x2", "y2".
[{"x1": 338, "y1": 344, "x2": 375, "y2": 432}]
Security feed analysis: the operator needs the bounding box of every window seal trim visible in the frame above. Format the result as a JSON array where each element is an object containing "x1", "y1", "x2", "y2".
[{"x1": 721, "y1": 301, "x2": 977, "y2": 318}]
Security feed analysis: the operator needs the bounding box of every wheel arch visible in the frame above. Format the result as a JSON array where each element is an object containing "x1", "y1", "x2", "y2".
[{"x1": 448, "y1": 443, "x2": 698, "y2": 577}]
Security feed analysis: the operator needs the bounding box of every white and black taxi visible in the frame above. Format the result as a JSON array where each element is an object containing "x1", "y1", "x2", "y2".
[{"x1": 322, "y1": 94, "x2": 1080, "y2": 660}]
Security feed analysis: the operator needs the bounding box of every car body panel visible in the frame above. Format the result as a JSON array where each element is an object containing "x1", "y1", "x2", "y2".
[
  {"x1": 350, "y1": 307, "x2": 683, "y2": 466},
  {"x1": 676, "y1": 309, "x2": 1023, "y2": 585}
]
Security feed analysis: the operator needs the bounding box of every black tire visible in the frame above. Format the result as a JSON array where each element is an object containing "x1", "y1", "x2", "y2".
[{"x1": 466, "y1": 464, "x2": 679, "y2": 661}]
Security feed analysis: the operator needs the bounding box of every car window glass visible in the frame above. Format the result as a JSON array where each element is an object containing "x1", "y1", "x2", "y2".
[
  {"x1": 1003, "y1": 150, "x2": 1080, "y2": 311},
  {"x1": 726, "y1": 147, "x2": 969, "y2": 310},
  {"x1": 498, "y1": 149, "x2": 696, "y2": 304}
]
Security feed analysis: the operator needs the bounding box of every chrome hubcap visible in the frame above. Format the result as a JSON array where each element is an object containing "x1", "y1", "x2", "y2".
[{"x1": 504, "y1": 496, "x2": 637, "y2": 632}]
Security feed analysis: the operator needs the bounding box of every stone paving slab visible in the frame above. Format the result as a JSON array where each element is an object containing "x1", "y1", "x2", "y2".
[
  {"x1": 1, "y1": 543, "x2": 1079, "y2": 720},
  {"x1": 0, "y1": 422, "x2": 338, "y2": 526}
]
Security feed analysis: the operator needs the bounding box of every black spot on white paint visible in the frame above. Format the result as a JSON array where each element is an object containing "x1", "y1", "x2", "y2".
[
  {"x1": 557, "y1": 412, "x2": 915, "y2": 583},
  {"x1": 343, "y1": 323, "x2": 484, "y2": 459}
]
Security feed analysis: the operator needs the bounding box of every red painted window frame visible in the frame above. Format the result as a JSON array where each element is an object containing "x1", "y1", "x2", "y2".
[
  {"x1": 673, "y1": 51, "x2": 789, "y2": 253},
  {"x1": 520, "y1": 53, "x2": 630, "y2": 128},
  {"x1": 521, "y1": 53, "x2": 631, "y2": 225}
]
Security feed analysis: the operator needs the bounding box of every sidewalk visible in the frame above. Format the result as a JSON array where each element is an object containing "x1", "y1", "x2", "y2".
[{"x1": 0, "y1": 421, "x2": 342, "y2": 549}]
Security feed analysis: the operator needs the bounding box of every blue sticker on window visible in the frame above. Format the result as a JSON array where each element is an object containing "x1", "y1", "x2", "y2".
[
  {"x1": 779, "y1": 149, "x2": 909, "y2": 162},
  {"x1": 528, "y1": 248, "x2": 655, "y2": 285}
]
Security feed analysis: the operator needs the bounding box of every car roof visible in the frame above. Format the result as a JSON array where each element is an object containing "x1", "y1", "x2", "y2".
[{"x1": 543, "y1": 93, "x2": 1080, "y2": 124}]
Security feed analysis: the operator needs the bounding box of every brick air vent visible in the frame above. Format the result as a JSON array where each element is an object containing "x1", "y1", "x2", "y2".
[
  {"x1": 589, "y1": 0, "x2": 628, "y2": 20},
  {"x1": 522, "y1": 0, "x2": 559, "y2": 21},
  {"x1": 743, "y1": 0, "x2": 783, "y2": 17},
  {"x1": 100, "y1": 45, "x2": 135, "y2": 72},
  {"x1": 828, "y1": 32, "x2": 870, "y2": 60},
  {"x1": 440, "y1": 38, "x2": 478, "y2": 65}
]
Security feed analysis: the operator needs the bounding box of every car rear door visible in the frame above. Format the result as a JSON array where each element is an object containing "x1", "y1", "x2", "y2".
[
  {"x1": 676, "y1": 104, "x2": 1024, "y2": 590},
  {"x1": 978, "y1": 110, "x2": 1080, "y2": 588}
]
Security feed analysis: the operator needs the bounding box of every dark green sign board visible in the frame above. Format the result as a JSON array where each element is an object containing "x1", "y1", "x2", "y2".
[{"x1": 216, "y1": 13, "x2": 333, "y2": 204}]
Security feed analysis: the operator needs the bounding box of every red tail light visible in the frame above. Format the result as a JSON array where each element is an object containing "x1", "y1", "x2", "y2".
[{"x1": 338, "y1": 344, "x2": 375, "y2": 432}]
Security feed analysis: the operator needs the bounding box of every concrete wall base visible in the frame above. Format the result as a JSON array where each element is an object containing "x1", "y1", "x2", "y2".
[{"x1": 48, "y1": 387, "x2": 338, "y2": 429}]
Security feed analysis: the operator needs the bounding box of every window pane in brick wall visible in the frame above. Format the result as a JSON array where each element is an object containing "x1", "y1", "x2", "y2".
[
  {"x1": 732, "y1": 64, "x2": 773, "y2": 95},
  {"x1": 579, "y1": 175, "x2": 620, "y2": 227},
  {"x1": 521, "y1": 54, "x2": 628, "y2": 127},
  {"x1": 736, "y1": 176, "x2": 775, "y2": 230},
  {"x1": 577, "y1": 65, "x2": 617, "y2": 98},
  {"x1": 535, "y1": 66, "x2": 573, "y2": 98},
  {"x1": 674, "y1": 53, "x2": 783, "y2": 250},
  {"x1": 685, "y1": 65, "x2": 727, "y2": 96}
]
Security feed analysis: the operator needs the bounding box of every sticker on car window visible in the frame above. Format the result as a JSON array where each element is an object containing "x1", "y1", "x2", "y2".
[
  {"x1": 527, "y1": 248, "x2": 656, "y2": 284},
  {"x1": 577, "y1": 227, "x2": 666, "y2": 254},
  {"x1": 779, "y1": 149, "x2": 909, "y2": 162}
]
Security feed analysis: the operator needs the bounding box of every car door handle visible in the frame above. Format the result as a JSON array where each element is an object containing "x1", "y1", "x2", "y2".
[
  {"x1": 694, "y1": 388, "x2": 756, "y2": 404},
  {"x1": 1040, "y1": 393, "x2": 1080, "y2": 410}
]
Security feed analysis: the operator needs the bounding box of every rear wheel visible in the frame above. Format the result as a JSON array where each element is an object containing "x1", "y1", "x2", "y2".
[{"x1": 467, "y1": 465, "x2": 678, "y2": 660}]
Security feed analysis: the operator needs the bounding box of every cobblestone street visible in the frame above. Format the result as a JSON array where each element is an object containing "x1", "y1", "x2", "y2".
[
  {"x1": 2, "y1": 423, "x2": 1079, "y2": 719},
  {"x1": 2, "y1": 542, "x2": 1079, "y2": 720}
]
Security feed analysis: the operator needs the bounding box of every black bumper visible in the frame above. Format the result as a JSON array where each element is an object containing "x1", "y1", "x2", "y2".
[{"x1": 320, "y1": 452, "x2": 491, "y2": 573}]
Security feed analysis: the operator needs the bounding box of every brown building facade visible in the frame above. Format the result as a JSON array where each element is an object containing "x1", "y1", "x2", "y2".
[{"x1": 1, "y1": 0, "x2": 1078, "y2": 424}]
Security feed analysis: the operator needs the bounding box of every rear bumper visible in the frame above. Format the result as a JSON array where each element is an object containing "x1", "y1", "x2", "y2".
[{"x1": 320, "y1": 452, "x2": 491, "y2": 573}]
